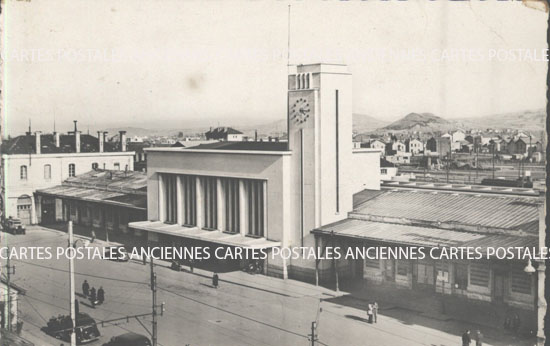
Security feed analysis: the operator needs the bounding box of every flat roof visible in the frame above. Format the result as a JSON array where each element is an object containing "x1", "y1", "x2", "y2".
[
  {"x1": 146, "y1": 141, "x2": 292, "y2": 156},
  {"x1": 36, "y1": 185, "x2": 146, "y2": 210}
]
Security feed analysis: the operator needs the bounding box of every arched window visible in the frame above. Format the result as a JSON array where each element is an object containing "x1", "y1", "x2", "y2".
[
  {"x1": 44, "y1": 164, "x2": 51, "y2": 180},
  {"x1": 20, "y1": 165, "x2": 27, "y2": 180},
  {"x1": 92, "y1": 162, "x2": 99, "y2": 170},
  {"x1": 68, "y1": 163, "x2": 76, "y2": 177}
]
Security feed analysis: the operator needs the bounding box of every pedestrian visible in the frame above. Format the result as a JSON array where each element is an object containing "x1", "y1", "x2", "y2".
[
  {"x1": 462, "y1": 329, "x2": 471, "y2": 346},
  {"x1": 142, "y1": 255, "x2": 147, "y2": 266},
  {"x1": 474, "y1": 329, "x2": 483, "y2": 346},
  {"x1": 372, "y1": 301, "x2": 378, "y2": 323},
  {"x1": 511, "y1": 313, "x2": 520, "y2": 334},
  {"x1": 366, "y1": 303, "x2": 373, "y2": 324},
  {"x1": 90, "y1": 229, "x2": 96, "y2": 243},
  {"x1": 82, "y1": 280, "x2": 89, "y2": 297},
  {"x1": 212, "y1": 272, "x2": 219, "y2": 288},
  {"x1": 189, "y1": 258, "x2": 194, "y2": 273},
  {"x1": 97, "y1": 286, "x2": 105, "y2": 305},
  {"x1": 90, "y1": 287, "x2": 97, "y2": 308}
]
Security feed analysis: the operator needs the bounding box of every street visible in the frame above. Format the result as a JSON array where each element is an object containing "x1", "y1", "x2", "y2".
[{"x1": 2, "y1": 226, "x2": 525, "y2": 346}]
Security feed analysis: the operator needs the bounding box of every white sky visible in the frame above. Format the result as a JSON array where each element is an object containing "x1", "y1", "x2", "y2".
[{"x1": 2, "y1": 0, "x2": 548, "y2": 135}]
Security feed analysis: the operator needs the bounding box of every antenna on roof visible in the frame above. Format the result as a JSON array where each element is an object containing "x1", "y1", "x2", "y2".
[
  {"x1": 28, "y1": 119, "x2": 31, "y2": 134},
  {"x1": 53, "y1": 114, "x2": 56, "y2": 133}
]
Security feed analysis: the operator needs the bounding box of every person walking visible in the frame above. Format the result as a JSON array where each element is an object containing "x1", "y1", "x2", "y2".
[
  {"x1": 90, "y1": 229, "x2": 96, "y2": 243},
  {"x1": 97, "y1": 286, "x2": 105, "y2": 305},
  {"x1": 372, "y1": 302, "x2": 379, "y2": 323},
  {"x1": 474, "y1": 330, "x2": 483, "y2": 346},
  {"x1": 89, "y1": 287, "x2": 97, "y2": 308},
  {"x1": 462, "y1": 329, "x2": 471, "y2": 346},
  {"x1": 366, "y1": 303, "x2": 374, "y2": 324},
  {"x1": 82, "y1": 280, "x2": 89, "y2": 297},
  {"x1": 212, "y1": 272, "x2": 219, "y2": 288}
]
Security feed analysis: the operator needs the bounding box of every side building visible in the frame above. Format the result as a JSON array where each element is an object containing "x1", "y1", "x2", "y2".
[{"x1": 1, "y1": 125, "x2": 134, "y2": 224}]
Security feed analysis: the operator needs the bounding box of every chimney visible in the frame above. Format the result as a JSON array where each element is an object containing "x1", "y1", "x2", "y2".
[
  {"x1": 119, "y1": 131, "x2": 127, "y2": 152},
  {"x1": 54, "y1": 132, "x2": 60, "y2": 147},
  {"x1": 74, "y1": 131, "x2": 81, "y2": 153},
  {"x1": 35, "y1": 131, "x2": 41, "y2": 154},
  {"x1": 98, "y1": 131, "x2": 104, "y2": 152},
  {"x1": 255, "y1": 130, "x2": 258, "y2": 142}
]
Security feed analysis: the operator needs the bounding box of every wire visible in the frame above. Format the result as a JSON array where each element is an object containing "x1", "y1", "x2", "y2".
[
  {"x1": 10, "y1": 259, "x2": 149, "y2": 285},
  {"x1": 22, "y1": 295, "x2": 49, "y2": 323}
]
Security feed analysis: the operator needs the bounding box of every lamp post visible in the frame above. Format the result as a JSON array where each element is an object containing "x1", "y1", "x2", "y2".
[{"x1": 68, "y1": 221, "x2": 92, "y2": 346}]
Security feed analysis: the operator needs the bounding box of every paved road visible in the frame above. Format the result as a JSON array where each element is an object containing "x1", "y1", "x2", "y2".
[{"x1": 2, "y1": 226, "x2": 508, "y2": 346}]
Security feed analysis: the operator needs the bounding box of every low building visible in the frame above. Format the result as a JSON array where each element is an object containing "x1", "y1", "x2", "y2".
[
  {"x1": 380, "y1": 158, "x2": 398, "y2": 180},
  {"x1": 34, "y1": 170, "x2": 147, "y2": 238},
  {"x1": 405, "y1": 139, "x2": 423, "y2": 155},
  {"x1": 312, "y1": 181, "x2": 545, "y2": 341},
  {"x1": 205, "y1": 127, "x2": 244, "y2": 142},
  {"x1": 1, "y1": 125, "x2": 134, "y2": 224}
]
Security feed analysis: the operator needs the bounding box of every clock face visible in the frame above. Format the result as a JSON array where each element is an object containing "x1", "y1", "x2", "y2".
[{"x1": 290, "y1": 98, "x2": 311, "y2": 125}]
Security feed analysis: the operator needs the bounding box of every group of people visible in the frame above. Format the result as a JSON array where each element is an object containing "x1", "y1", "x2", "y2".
[
  {"x1": 366, "y1": 302, "x2": 378, "y2": 324},
  {"x1": 82, "y1": 280, "x2": 105, "y2": 308},
  {"x1": 462, "y1": 329, "x2": 483, "y2": 346}
]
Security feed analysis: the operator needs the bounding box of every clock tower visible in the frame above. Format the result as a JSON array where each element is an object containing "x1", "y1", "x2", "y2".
[{"x1": 288, "y1": 63, "x2": 353, "y2": 246}]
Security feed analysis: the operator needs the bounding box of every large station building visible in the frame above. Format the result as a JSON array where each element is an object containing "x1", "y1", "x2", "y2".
[{"x1": 129, "y1": 63, "x2": 381, "y2": 277}]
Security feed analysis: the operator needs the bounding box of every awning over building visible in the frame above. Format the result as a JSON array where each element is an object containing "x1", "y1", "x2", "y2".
[
  {"x1": 129, "y1": 221, "x2": 281, "y2": 249},
  {"x1": 312, "y1": 218, "x2": 538, "y2": 250},
  {"x1": 36, "y1": 185, "x2": 146, "y2": 210}
]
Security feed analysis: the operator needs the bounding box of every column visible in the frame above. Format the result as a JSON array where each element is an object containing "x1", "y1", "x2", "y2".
[
  {"x1": 158, "y1": 174, "x2": 166, "y2": 223},
  {"x1": 195, "y1": 177, "x2": 203, "y2": 228},
  {"x1": 262, "y1": 181, "x2": 268, "y2": 238},
  {"x1": 216, "y1": 178, "x2": 225, "y2": 232},
  {"x1": 176, "y1": 175, "x2": 183, "y2": 225},
  {"x1": 35, "y1": 195, "x2": 42, "y2": 225},
  {"x1": 30, "y1": 195, "x2": 37, "y2": 225},
  {"x1": 238, "y1": 180, "x2": 248, "y2": 236}
]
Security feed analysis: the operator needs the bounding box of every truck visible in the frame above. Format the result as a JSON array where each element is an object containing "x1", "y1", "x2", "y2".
[
  {"x1": 1, "y1": 217, "x2": 26, "y2": 235},
  {"x1": 44, "y1": 313, "x2": 100, "y2": 344}
]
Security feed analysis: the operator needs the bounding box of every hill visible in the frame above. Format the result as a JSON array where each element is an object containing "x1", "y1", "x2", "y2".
[
  {"x1": 383, "y1": 113, "x2": 452, "y2": 131},
  {"x1": 353, "y1": 113, "x2": 389, "y2": 133},
  {"x1": 456, "y1": 109, "x2": 545, "y2": 133}
]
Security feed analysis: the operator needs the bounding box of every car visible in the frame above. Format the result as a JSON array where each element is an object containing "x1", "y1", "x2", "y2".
[
  {"x1": 45, "y1": 313, "x2": 100, "y2": 344},
  {"x1": 103, "y1": 246, "x2": 130, "y2": 262},
  {"x1": 1, "y1": 217, "x2": 26, "y2": 235},
  {"x1": 102, "y1": 332, "x2": 152, "y2": 346}
]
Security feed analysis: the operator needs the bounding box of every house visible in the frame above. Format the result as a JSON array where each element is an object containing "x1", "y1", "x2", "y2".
[
  {"x1": 312, "y1": 181, "x2": 545, "y2": 341},
  {"x1": 435, "y1": 137, "x2": 451, "y2": 157},
  {"x1": 0, "y1": 124, "x2": 134, "y2": 224},
  {"x1": 364, "y1": 139, "x2": 386, "y2": 153},
  {"x1": 426, "y1": 137, "x2": 437, "y2": 153},
  {"x1": 380, "y1": 158, "x2": 398, "y2": 180},
  {"x1": 129, "y1": 63, "x2": 381, "y2": 279},
  {"x1": 35, "y1": 170, "x2": 147, "y2": 236},
  {"x1": 507, "y1": 138, "x2": 528, "y2": 156},
  {"x1": 405, "y1": 139, "x2": 423, "y2": 155},
  {"x1": 452, "y1": 130, "x2": 466, "y2": 143},
  {"x1": 205, "y1": 127, "x2": 244, "y2": 142},
  {"x1": 385, "y1": 152, "x2": 411, "y2": 165}
]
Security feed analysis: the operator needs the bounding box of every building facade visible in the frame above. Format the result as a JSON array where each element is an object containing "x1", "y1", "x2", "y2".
[
  {"x1": 130, "y1": 64, "x2": 380, "y2": 278},
  {"x1": 1, "y1": 128, "x2": 134, "y2": 224}
]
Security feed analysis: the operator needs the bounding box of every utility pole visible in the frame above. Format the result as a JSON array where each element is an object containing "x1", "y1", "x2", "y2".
[
  {"x1": 309, "y1": 321, "x2": 318, "y2": 346},
  {"x1": 4, "y1": 249, "x2": 15, "y2": 331},
  {"x1": 68, "y1": 221, "x2": 77, "y2": 346},
  {"x1": 492, "y1": 143, "x2": 495, "y2": 180},
  {"x1": 151, "y1": 257, "x2": 158, "y2": 346}
]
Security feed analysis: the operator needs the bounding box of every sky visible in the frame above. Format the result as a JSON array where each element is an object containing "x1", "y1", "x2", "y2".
[{"x1": 2, "y1": 0, "x2": 548, "y2": 135}]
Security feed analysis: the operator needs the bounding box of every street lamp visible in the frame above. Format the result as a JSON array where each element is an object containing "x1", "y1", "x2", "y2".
[
  {"x1": 524, "y1": 259, "x2": 536, "y2": 274},
  {"x1": 67, "y1": 221, "x2": 93, "y2": 346}
]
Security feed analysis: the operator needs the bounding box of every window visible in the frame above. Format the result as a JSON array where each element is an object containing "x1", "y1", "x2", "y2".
[
  {"x1": 44, "y1": 164, "x2": 51, "y2": 180},
  {"x1": 511, "y1": 265, "x2": 532, "y2": 294},
  {"x1": 381, "y1": 169, "x2": 388, "y2": 174},
  {"x1": 454, "y1": 263, "x2": 468, "y2": 290},
  {"x1": 20, "y1": 165, "x2": 27, "y2": 180},
  {"x1": 246, "y1": 180, "x2": 265, "y2": 237},
  {"x1": 114, "y1": 163, "x2": 120, "y2": 170},
  {"x1": 163, "y1": 174, "x2": 177, "y2": 224},
  {"x1": 92, "y1": 162, "x2": 99, "y2": 170},
  {"x1": 397, "y1": 260, "x2": 408, "y2": 276},
  {"x1": 365, "y1": 258, "x2": 379, "y2": 269},
  {"x1": 202, "y1": 177, "x2": 217, "y2": 230},
  {"x1": 223, "y1": 178, "x2": 240, "y2": 233},
  {"x1": 469, "y1": 263, "x2": 490, "y2": 287},
  {"x1": 68, "y1": 163, "x2": 76, "y2": 177},
  {"x1": 182, "y1": 175, "x2": 197, "y2": 226}
]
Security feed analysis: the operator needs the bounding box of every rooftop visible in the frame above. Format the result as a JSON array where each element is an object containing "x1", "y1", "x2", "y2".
[
  {"x1": 352, "y1": 188, "x2": 540, "y2": 234},
  {"x1": 1, "y1": 134, "x2": 123, "y2": 155},
  {"x1": 183, "y1": 141, "x2": 288, "y2": 152}
]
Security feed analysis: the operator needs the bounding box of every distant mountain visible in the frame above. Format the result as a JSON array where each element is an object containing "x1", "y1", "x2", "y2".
[
  {"x1": 383, "y1": 113, "x2": 452, "y2": 131},
  {"x1": 353, "y1": 113, "x2": 389, "y2": 133},
  {"x1": 455, "y1": 109, "x2": 546, "y2": 133}
]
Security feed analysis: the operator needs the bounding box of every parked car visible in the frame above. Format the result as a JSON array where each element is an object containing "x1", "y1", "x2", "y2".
[
  {"x1": 102, "y1": 332, "x2": 152, "y2": 346},
  {"x1": 1, "y1": 217, "x2": 26, "y2": 235},
  {"x1": 45, "y1": 313, "x2": 100, "y2": 344},
  {"x1": 103, "y1": 246, "x2": 130, "y2": 262}
]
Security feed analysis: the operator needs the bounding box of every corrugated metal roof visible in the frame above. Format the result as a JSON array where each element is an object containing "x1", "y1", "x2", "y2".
[
  {"x1": 36, "y1": 185, "x2": 146, "y2": 210},
  {"x1": 353, "y1": 189, "x2": 540, "y2": 233},
  {"x1": 313, "y1": 219, "x2": 538, "y2": 251}
]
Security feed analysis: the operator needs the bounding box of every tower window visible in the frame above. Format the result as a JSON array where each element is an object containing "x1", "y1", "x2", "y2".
[
  {"x1": 44, "y1": 164, "x2": 51, "y2": 180},
  {"x1": 68, "y1": 163, "x2": 76, "y2": 177},
  {"x1": 20, "y1": 165, "x2": 28, "y2": 180}
]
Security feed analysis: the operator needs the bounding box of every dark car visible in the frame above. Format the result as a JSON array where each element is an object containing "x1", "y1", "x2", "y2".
[
  {"x1": 102, "y1": 332, "x2": 151, "y2": 346},
  {"x1": 45, "y1": 313, "x2": 100, "y2": 344},
  {"x1": 103, "y1": 246, "x2": 130, "y2": 262},
  {"x1": 1, "y1": 217, "x2": 26, "y2": 235}
]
